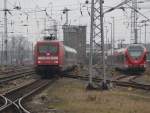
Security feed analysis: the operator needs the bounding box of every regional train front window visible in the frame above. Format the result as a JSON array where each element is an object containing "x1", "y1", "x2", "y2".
[
  {"x1": 129, "y1": 51, "x2": 143, "y2": 57},
  {"x1": 38, "y1": 44, "x2": 58, "y2": 54},
  {"x1": 128, "y1": 46, "x2": 144, "y2": 58}
]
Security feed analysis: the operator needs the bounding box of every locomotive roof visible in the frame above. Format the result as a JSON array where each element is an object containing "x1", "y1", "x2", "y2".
[
  {"x1": 36, "y1": 40, "x2": 77, "y2": 53},
  {"x1": 37, "y1": 40, "x2": 62, "y2": 43}
]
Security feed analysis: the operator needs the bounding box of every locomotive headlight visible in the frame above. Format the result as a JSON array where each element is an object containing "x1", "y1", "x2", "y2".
[
  {"x1": 51, "y1": 56, "x2": 58, "y2": 60},
  {"x1": 54, "y1": 61, "x2": 58, "y2": 64},
  {"x1": 38, "y1": 57, "x2": 51, "y2": 60},
  {"x1": 38, "y1": 61, "x2": 41, "y2": 64},
  {"x1": 38, "y1": 57, "x2": 44, "y2": 60}
]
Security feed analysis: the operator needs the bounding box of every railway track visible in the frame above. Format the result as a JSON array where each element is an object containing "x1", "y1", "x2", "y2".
[
  {"x1": 0, "y1": 68, "x2": 35, "y2": 84},
  {"x1": 64, "y1": 73, "x2": 150, "y2": 90},
  {"x1": 0, "y1": 96, "x2": 7, "y2": 109},
  {"x1": 112, "y1": 74, "x2": 140, "y2": 83},
  {"x1": 94, "y1": 66, "x2": 149, "y2": 90},
  {"x1": 0, "y1": 65, "x2": 33, "y2": 75},
  {"x1": 111, "y1": 74, "x2": 150, "y2": 89},
  {"x1": 0, "y1": 78, "x2": 56, "y2": 113}
]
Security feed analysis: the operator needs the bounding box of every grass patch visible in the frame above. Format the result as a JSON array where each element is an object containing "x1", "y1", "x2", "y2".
[{"x1": 45, "y1": 78, "x2": 150, "y2": 113}]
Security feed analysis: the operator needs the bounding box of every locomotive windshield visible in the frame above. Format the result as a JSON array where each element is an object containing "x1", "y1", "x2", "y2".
[
  {"x1": 38, "y1": 44, "x2": 58, "y2": 54},
  {"x1": 127, "y1": 45, "x2": 144, "y2": 58}
]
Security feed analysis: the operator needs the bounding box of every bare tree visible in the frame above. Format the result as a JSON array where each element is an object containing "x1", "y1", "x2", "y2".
[{"x1": 7, "y1": 35, "x2": 32, "y2": 65}]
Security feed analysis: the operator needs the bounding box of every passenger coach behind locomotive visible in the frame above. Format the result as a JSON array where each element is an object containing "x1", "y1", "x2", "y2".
[
  {"x1": 112, "y1": 44, "x2": 147, "y2": 71},
  {"x1": 34, "y1": 39, "x2": 77, "y2": 77}
]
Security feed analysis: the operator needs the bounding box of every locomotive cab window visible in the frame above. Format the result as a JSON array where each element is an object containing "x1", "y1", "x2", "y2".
[{"x1": 38, "y1": 44, "x2": 58, "y2": 54}]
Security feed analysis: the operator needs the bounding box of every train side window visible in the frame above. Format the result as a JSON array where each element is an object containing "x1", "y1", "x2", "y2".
[
  {"x1": 147, "y1": 52, "x2": 150, "y2": 61},
  {"x1": 121, "y1": 54, "x2": 123, "y2": 62},
  {"x1": 65, "y1": 51, "x2": 68, "y2": 58},
  {"x1": 118, "y1": 54, "x2": 121, "y2": 62},
  {"x1": 120, "y1": 55, "x2": 122, "y2": 62}
]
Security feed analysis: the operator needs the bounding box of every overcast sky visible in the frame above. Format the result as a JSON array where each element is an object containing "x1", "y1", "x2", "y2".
[{"x1": 0, "y1": 0, "x2": 150, "y2": 45}]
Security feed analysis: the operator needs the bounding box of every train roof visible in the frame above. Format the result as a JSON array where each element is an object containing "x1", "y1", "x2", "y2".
[
  {"x1": 115, "y1": 44, "x2": 146, "y2": 52},
  {"x1": 113, "y1": 48, "x2": 126, "y2": 56},
  {"x1": 36, "y1": 40, "x2": 62, "y2": 43},
  {"x1": 64, "y1": 46, "x2": 77, "y2": 54},
  {"x1": 107, "y1": 44, "x2": 147, "y2": 56},
  {"x1": 127, "y1": 44, "x2": 145, "y2": 49},
  {"x1": 114, "y1": 48, "x2": 126, "y2": 52},
  {"x1": 114, "y1": 44, "x2": 146, "y2": 55}
]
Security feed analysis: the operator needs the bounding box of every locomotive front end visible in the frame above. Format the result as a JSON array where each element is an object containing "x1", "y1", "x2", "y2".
[{"x1": 126, "y1": 44, "x2": 147, "y2": 71}]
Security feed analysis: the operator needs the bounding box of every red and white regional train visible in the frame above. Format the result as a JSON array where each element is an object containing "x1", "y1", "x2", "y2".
[
  {"x1": 108, "y1": 44, "x2": 147, "y2": 71},
  {"x1": 34, "y1": 40, "x2": 77, "y2": 77}
]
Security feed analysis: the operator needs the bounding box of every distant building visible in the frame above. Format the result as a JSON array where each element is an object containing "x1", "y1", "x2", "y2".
[{"x1": 63, "y1": 25, "x2": 86, "y2": 64}]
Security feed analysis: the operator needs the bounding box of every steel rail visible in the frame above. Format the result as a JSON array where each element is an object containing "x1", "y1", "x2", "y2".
[
  {"x1": 93, "y1": 67, "x2": 147, "y2": 88},
  {"x1": 64, "y1": 74, "x2": 150, "y2": 90},
  {"x1": 0, "y1": 70, "x2": 35, "y2": 84},
  {"x1": 0, "y1": 95, "x2": 8, "y2": 110},
  {"x1": 18, "y1": 79, "x2": 56, "y2": 113},
  {"x1": 0, "y1": 69, "x2": 34, "y2": 79},
  {"x1": 0, "y1": 78, "x2": 55, "y2": 113},
  {"x1": 3, "y1": 97, "x2": 22, "y2": 113},
  {"x1": 0, "y1": 96, "x2": 21, "y2": 113},
  {"x1": 0, "y1": 66, "x2": 33, "y2": 74},
  {"x1": 0, "y1": 78, "x2": 40, "y2": 112},
  {"x1": 113, "y1": 80, "x2": 150, "y2": 90}
]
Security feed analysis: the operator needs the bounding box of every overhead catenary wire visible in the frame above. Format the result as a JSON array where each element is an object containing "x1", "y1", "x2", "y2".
[
  {"x1": 0, "y1": 0, "x2": 150, "y2": 39},
  {"x1": 126, "y1": 3, "x2": 150, "y2": 23}
]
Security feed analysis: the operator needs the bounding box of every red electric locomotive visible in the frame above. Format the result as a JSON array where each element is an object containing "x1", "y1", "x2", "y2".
[
  {"x1": 34, "y1": 40, "x2": 77, "y2": 77},
  {"x1": 111, "y1": 44, "x2": 147, "y2": 72}
]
